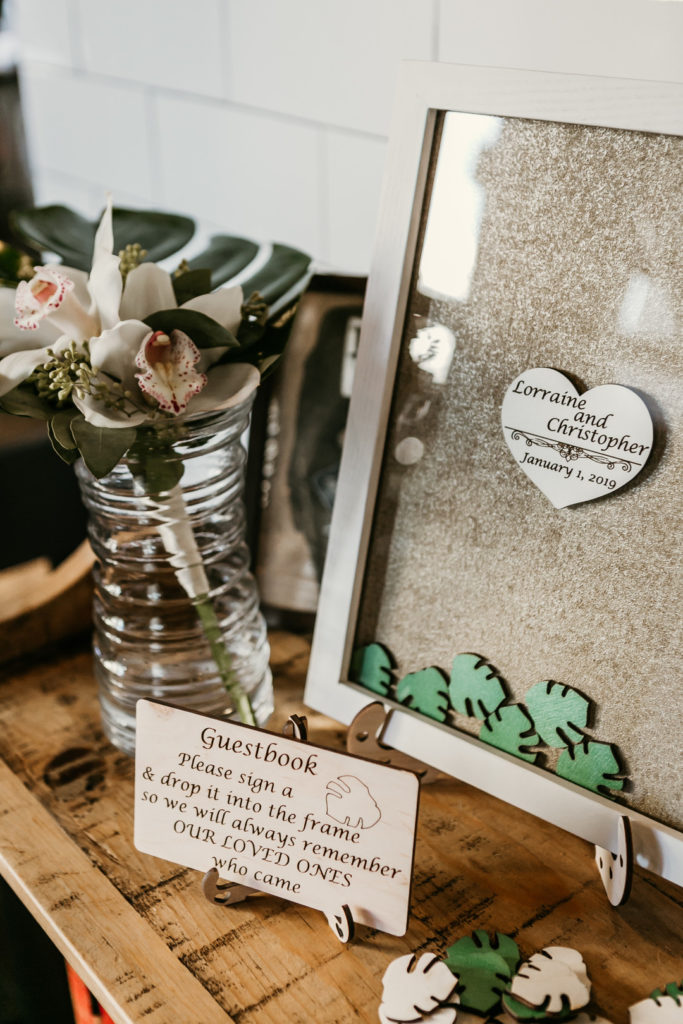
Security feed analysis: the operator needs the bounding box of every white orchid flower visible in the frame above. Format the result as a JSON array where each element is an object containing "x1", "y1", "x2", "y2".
[
  {"x1": 0, "y1": 196, "x2": 119, "y2": 392},
  {"x1": 0, "y1": 198, "x2": 260, "y2": 423}
]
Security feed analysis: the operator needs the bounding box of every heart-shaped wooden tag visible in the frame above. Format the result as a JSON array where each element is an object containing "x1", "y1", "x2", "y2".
[{"x1": 502, "y1": 368, "x2": 653, "y2": 508}]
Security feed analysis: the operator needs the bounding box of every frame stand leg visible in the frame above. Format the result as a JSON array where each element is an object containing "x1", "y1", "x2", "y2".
[
  {"x1": 346, "y1": 702, "x2": 440, "y2": 783},
  {"x1": 595, "y1": 814, "x2": 633, "y2": 906}
]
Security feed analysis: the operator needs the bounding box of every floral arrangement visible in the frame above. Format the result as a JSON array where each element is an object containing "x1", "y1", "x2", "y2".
[
  {"x1": 0, "y1": 198, "x2": 309, "y2": 725},
  {"x1": 0, "y1": 198, "x2": 271, "y2": 480}
]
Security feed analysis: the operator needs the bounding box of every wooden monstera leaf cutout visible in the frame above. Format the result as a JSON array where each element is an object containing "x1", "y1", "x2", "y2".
[
  {"x1": 504, "y1": 947, "x2": 591, "y2": 1020},
  {"x1": 379, "y1": 952, "x2": 459, "y2": 1023}
]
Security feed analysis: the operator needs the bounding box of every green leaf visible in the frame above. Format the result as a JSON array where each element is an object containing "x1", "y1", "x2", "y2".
[
  {"x1": 448, "y1": 653, "x2": 507, "y2": 719},
  {"x1": 396, "y1": 667, "x2": 449, "y2": 722},
  {"x1": 444, "y1": 931, "x2": 519, "y2": 1014},
  {"x1": 71, "y1": 419, "x2": 136, "y2": 478},
  {"x1": 10, "y1": 205, "x2": 195, "y2": 272},
  {"x1": 349, "y1": 643, "x2": 393, "y2": 696},
  {"x1": 524, "y1": 680, "x2": 590, "y2": 747},
  {"x1": 127, "y1": 438, "x2": 185, "y2": 495},
  {"x1": 502, "y1": 993, "x2": 576, "y2": 1022},
  {"x1": 239, "y1": 243, "x2": 311, "y2": 305},
  {"x1": 47, "y1": 419, "x2": 79, "y2": 465},
  {"x1": 50, "y1": 408, "x2": 79, "y2": 449},
  {"x1": 480, "y1": 704, "x2": 540, "y2": 763},
  {"x1": 0, "y1": 384, "x2": 53, "y2": 420},
  {"x1": 143, "y1": 308, "x2": 239, "y2": 350},
  {"x1": 111, "y1": 208, "x2": 195, "y2": 264},
  {"x1": 172, "y1": 267, "x2": 212, "y2": 307},
  {"x1": 0, "y1": 243, "x2": 34, "y2": 285},
  {"x1": 187, "y1": 235, "x2": 260, "y2": 288},
  {"x1": 651, "y1": 982, "x2": 683, "y2": 1002},
  {"x1": 556, "y1": 739, "x2": 625, "y2": 797}
]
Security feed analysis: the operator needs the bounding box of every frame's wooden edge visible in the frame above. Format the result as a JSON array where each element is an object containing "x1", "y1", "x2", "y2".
[
  {"x1": 0, "y1": 759, "x2": 231, "y2": 1024},
  {"x1": 304, "y1": 61, "x2": 683, "y2": 887}
]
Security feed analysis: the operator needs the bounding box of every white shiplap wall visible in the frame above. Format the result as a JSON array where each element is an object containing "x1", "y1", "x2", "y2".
[{"x1": 12, "y1": 0, "x2": 683, "y2": 274}]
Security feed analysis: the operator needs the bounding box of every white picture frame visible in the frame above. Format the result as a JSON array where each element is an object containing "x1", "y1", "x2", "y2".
[{"x1": 304, "y1": 61, "x2": 683, "y2": 887}]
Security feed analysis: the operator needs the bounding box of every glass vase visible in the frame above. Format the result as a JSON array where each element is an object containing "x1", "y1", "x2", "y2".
[{"x1": 75, "y1": 394, "x2": 273, "y2": 755}]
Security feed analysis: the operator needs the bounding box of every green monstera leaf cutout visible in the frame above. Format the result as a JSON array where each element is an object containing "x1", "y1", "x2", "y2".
[
  {"x1": 524, "y1": 680, "x2": 590, "y2": 747},
  {"x1": 444, "y1": 931, "x2": 520, "y2": 1014},
  {"x1": 349, "y1": 643, "x2": 393, "y2": 696},
  {"x1": 449, "y1": 653, "x2": 507, "y2": 720},
  {"x1": 556, "y1": 739, "x2": 625, "y2": 797},
  {"x1": 396, "y1": 667, "x2": 449, "y2": 722},
  {"x1": 480, "y1": 704, "x2": 540, "y2": 763},
  {"x1": 502, "y1": 993, "x2": 576, "y2": 1022},
  {"x1": 651, "y1": 982, "x2": 683, "y2": 1001}
]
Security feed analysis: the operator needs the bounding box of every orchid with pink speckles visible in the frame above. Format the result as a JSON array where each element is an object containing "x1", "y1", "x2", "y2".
[{"x1": 0, "y1": 198, "x2": 264, "y2": 476}]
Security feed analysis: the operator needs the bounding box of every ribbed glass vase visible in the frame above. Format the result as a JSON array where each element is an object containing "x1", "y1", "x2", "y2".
[{"x1": 75, "y1": 394, "x2": 273, "y2": 755}]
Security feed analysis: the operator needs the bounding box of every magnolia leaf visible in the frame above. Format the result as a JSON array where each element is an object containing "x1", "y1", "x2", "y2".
[
  {"x1": 480, "y1": 704, "x2": 540, "y2": 763},
  {"x1": 381, "y1": 952, "x2": 458, "y2": 1022},
  {"x1": 556, "y1": 739, "x2": 626, "y2": 797},
  {"x1": 449, "y1": 653, "x2": 507, "y2": 719},
  {"x1": 11, "y1": 205, "x2": 195, "y2": 271},
  {"x1": 50, "y1": 408, "x2": 80, "y2": 449},
  {"x1": 143, "y1": 308, "x2": 239, "y2": 350},
  {"x1": 444, "y1": 931, "x2": 519, "y2": 1014},
  {"x1": 172, "y1": 267, "x2": 212, "y2": 306},
  {"x1": 187, "y1": 235, "x2": 260, "y2": 288},
  {"x1": 349, "y1": 643, "x2": 393, "y2": 696},
  {"x1": 524, "y1": 680, "x2": 590, "y2": 747},
  {"x1": 47, "y1": 419, "x2": 79, "y2": 465},
  {"x1": 510, "y1": 947, "x2": 591, "y2": 1015},
  {"x1": 71, "y1": 419, "x2": 136, "y2": 478},
  {"x1": 239, "y1": 243, "x2": 311, "y2": 305},
  {"x1": 396, "y1": 667, "x2": 450, "y2": 722},
  {"x1": 0, "y1": 384, "x2": 53, "y2": 420},
  {"x1": 651, "y1": 984, "x2": 683, "y2": 1002}
]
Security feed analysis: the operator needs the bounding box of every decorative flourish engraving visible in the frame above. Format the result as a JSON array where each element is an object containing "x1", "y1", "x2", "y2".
[{"x1": 505, "y1": 427, "x2": 636, "y2": 471}]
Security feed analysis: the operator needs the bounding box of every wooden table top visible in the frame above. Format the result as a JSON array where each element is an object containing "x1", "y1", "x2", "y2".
[{"x1": 0, "y1": 631, "x2": 680, "y2": 1024}]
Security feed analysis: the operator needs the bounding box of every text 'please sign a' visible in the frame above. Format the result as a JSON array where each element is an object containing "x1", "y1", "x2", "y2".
[{"x1": 134, "y1": 700, "x2": 420, "y2": 936}]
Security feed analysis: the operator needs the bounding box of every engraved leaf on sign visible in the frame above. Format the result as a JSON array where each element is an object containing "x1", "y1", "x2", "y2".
[{"x1": 324, "y1": 776, "x2": 381, "y2": 830}]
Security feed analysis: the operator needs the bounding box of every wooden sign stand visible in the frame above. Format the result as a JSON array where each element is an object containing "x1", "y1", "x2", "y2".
[
  {"x1": 346, "y1": 703, "x2": 634, "y2": 908},
  {"x1": 199, "y1": 701, "x2": 632, "y2": 942},
  {"x1": 201, "y1": 713, "x2": 356, "y2": 942}
]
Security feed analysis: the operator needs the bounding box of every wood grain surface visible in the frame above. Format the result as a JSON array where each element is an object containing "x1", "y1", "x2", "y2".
[{"x1": 0, "y1": 631, "x2": 680, "y2": 1024}]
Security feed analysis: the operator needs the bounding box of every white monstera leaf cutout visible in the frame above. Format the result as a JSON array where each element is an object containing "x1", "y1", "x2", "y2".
[
  {"x1": 379, "y1": 1003, "x2": 458, "y2": 1024},
  {"x1": 511, "y1": 946, "x2": 591, "y2": 1013},
  {"x1": 379, "y1": 952, "x2": 458, "y2": 1022},
  {"x1": 630, "y1": 995, "x2": 683, "y2": 1024}
]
